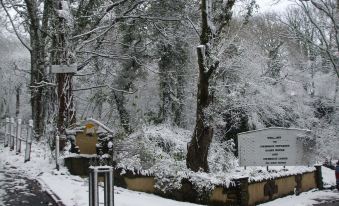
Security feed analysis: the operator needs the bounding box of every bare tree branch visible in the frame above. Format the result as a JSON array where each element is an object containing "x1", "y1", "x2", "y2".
[{"x1": 0, "y1": 0, "x2": 32, "y2": 51}]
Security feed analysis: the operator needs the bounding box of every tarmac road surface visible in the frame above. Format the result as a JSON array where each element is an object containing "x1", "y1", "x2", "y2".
[{"x1": 0, "y1": 132, "x2": 58, "y2": 206}]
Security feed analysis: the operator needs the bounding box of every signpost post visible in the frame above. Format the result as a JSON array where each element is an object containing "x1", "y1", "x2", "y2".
[
  {"x1": 238, "y1": 127, "x2": 313, "y2": 167},
  {"x1": 56, "y1": 135, "x2": 60, "y2": 170}
]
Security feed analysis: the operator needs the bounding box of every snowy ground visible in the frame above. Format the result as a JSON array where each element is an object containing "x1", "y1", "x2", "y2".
[
  {"x1": 0, "y1": 139, "x2": 201, "y2": 206},
  {"x1": 259, "y1": 166, "x2": 339, "y2": 206},
  {"x1": 259, "y1": 189, "x2": 339, "y2": 206},
  {"x1": 0, "y1": 162, "x2": 58, "y2": 206},
  {"x1": 0, "y1": 136, "x2": 338, "y2": 206}
]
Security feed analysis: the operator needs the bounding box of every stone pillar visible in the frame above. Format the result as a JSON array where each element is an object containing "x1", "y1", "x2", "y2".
[
  {"x1": 315, "y1": 165, "x2": 324, "y2": 190},
  {"x1": 236, "y1": 177, "x2": 249, "y2": 206}
]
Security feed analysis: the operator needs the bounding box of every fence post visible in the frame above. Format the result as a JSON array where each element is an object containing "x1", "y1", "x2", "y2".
[
  {"x1": 10, "y1": 118, "x2": 15, "y2": 151},
  {"x1": 56, "y1": 135, "x2": 60, "y2": 170},
  {"x1": 4, "y1": 118, "x2": 9, "y2": 147},
  {"x1": 16, "y1": 119, "x2": 22, "y2": 154},
  {"x1": 24, "y1": 120, "x2": 33, "y2": 162}
]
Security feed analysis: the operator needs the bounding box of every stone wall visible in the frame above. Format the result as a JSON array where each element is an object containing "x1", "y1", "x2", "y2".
[
  {"x1": 64, "y1": 156, "x2": 323, "y2": 206},
  {"x1": 247, "y1": 171, "x2": 318, "y2": 205}
]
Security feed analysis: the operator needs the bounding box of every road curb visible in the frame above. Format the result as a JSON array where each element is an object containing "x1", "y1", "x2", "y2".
[{"x1": 37, "y1": 176, "x2": 67, "y2": 206}]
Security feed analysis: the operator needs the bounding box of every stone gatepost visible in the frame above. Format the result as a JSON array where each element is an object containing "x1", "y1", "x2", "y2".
[
  {"x1": 315, "y1": 165, "x2": 323, "y2": 190},
  {"x1": 236, "y1": 177, "x2": 249, "y2": 206}
]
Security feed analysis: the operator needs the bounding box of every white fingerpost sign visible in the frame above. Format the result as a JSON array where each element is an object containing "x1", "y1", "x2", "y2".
[
  {"x1": 51, "y1": 64, "x2": 77, "y2": 74},
  {"x1": 238, "y1": 127, "x2": 314, "y2": 166}
]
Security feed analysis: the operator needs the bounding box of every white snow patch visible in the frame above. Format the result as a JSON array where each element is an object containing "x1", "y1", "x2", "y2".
[
  {"x1": 322, "y1": 166, "x2": 336, "y2": 187},
  {"x1": 259, "y1": 189, "x2": 339, "y2": 206}
]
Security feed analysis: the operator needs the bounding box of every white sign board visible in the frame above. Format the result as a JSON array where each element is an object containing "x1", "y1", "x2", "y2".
[
  {"x1": 51, "y1": 64, "x2": 77, "y2": 74},
  {"x1": 238, "y1": 127, "x2": 314, "y2": 166}
]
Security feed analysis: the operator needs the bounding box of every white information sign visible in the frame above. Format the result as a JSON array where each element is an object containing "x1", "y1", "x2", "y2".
[
  {"x1": 238, "y1": 127, "x2": 314, "y2": 166},
  {"x1": 51, "y1": 64, "x2": 77, "y2": 74}
]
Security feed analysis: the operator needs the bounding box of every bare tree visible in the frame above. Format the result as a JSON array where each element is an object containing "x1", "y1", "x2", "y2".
[
  {"x1": 186, "y1": 0, "x2": 236, "y2": 172},
  {"x1": 297, "y1": 0, "x2": 339, "y2": 142},
  {"x1": 0, "y1": 0, "x2": 54, "y2": 138}
]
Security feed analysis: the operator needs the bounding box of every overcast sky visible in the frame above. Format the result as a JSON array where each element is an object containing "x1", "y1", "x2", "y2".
[{"x1": 256, "y1": 0, "x2": 296, "y2": 13}]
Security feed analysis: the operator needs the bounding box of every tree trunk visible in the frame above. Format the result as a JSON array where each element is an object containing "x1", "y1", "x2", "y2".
[
  {"x1": 335, "y1": 0, "x2": 339, "y2": 139},
  {"x1": 186, "y1": 0, "x2": 214, "y2": 172},
  {"x1": 113, "y1": 91, "x2": 132, "y2": 134},
  {"x1": 174, "y1": 73, "x2": 185, "y2": 127},
  {"x1": 56, "y1": 73, "x2": 76, "y2": 133},
  {"x1": 186, "y1": 48, "x2": 213, "y2": 171},
  {"x1": 54, "y1": 0, "x2": 76, "y2": 133},
  {"x1": 186, "y1": 0, "x2": 234, "y2": 172},
  {"x1": 158, "y1": 44, "x2": 173, "y2": 123},
  {"x1": 25, "y1": 0, "x2": 46, "y2": 138},
  {"x1": 158, "y1": 42, "x2": 188, "y2": 126},
  {"x1": 15, "y1": 86, "x2": 20, "y2": 118}
]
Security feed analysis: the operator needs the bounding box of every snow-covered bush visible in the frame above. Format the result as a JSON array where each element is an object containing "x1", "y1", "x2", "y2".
[
  {"x1": 208, "y1": 138, "x2": 238, "y2": 174},
  {"x1": 115, "y1": 124, "x2": 190, "y2": 172},
  {"x1": 115, "y1": 124, "x2": 239, "y2": 192}
]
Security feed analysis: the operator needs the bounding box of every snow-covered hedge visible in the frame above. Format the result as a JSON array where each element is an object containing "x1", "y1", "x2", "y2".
[{"x1": 114, "y1": 124, "x2": 316, "y2": 194}]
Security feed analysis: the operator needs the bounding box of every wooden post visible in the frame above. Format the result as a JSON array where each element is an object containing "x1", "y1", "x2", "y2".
[
  {"x1": 24, "y1": 120, "x2": 33, "y2": 162},
  {"x1": 16, "y1": 119, "x2": 22, "y2": 154},
  {"x1": 10, "y1": 118, "x2": 15, "y2": 150},
  {"x1": 4, "y1": 118, "x2": 9, "y2": 147}
]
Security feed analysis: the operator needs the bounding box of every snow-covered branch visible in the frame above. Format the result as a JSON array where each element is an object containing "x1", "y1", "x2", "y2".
[{"x1": 0, "y1": 0, "x2": 32, "y2": 51}]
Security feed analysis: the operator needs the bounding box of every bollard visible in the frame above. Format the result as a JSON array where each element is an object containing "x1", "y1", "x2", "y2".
[
  {"x1": 10, "y1": 118, "x2": 15, "y2": 150},
  {"x1": 89, "y1": 167, "x2": 99, "y2": 206},
  {"x1": 56, "y1": 135, "x2": 60, "y2": 170},
  {"x1": 89, "y1": 166, "x2": 114, "y2": 206},
  {"x1": 16, "y1": 119, "x2": 22, "y2": 154},
  {"x1": 104, "y1": 167, "x2": 114, "y2": 206},
  {"x1": 4, "y1": 118, "x2": 9, "y2": 147},
  {"x1": 24, "y1": 120, "x2": 33, "y2": 162}
]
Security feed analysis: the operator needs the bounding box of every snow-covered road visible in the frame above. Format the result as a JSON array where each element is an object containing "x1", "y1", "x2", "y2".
[
  {"x1": 0, "y1": 133, "x2": 57, "y2": 206},
  {"x1": 0, "y1": 164, "x2": 58, "y2": 206}
]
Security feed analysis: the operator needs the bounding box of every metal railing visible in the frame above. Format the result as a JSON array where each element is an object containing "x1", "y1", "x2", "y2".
[{"x1": 89, "y1": 166, "x2": 114, "y2": 206}]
